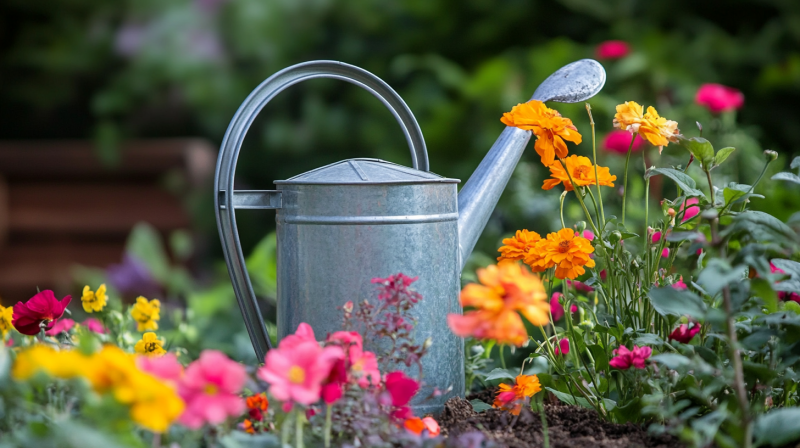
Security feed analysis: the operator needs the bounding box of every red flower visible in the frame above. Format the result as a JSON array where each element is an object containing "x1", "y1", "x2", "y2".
[
  {"x1": 695, "y1": 83, "x2": 744, "y2": 113},
  {"x1": 320, "y1": 358, "x2": 348, "y2": 404},
  {"x1": 12, "y1": 290, "x2": 72, "y2": 336},
  {"x1": 595, "y1": 40, "x2": 630, "y2": 59},
  {"x1": 603, "y1": 130, "x2": 645, "y2": 154},
  {"x1": 566, "y1": 279, "x2": 594, "y2": 294},
  {"x1": 609, "y1": 345, "x2": 651, "y2": 370},
  {"x1": 669, "y1": 323, "x2": 701, "y2": 344},
  {"x1": 385, "y1": 371, "x2": 419, "y2": 407}
]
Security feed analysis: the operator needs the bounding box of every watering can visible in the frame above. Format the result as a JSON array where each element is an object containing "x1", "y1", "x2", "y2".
[{"x1": 215, "y1": 59, "x2": 605, "y2": 414}]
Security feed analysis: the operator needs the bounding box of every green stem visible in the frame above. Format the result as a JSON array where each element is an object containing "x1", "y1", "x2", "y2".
[
  {"x1": 295, "y1": 409, "x2": 306, "y2": 448},
  {"x1": 324, "y1": 404, "x2": 332, "y2": 448},
  {"x1": 622, "y1": 134, "x2": 636, "y2": 226},
  {"x1": 643, "y1": 150, "x2": 650, "y2": 251},
  {"x1": 558, "y1": 159, "x2": 599, "y2": 237},
  {"x1": 738, "y1": 158, "x2": 772, "y2": 212},
  {"x1": 281, "y1": 411, "x2": 291, "y2": 447},
  {"x1": 483, "y1": 339, "x2": 496, "y2": 359},
  {"x1": 559, "y1": 192, "x2": 567, "y2": 229},
  {"x1": 586, "y1": 103, "x2": 606, "y2": 226},
  {"x1": 586, "y1": 187, "x2": 602, "y2": 227},
  {"x1": 540, "y1": 394, "x2": 550, "y2": 448},
  {"x1": 705, "y1": 169, "x2": 716, "y2": 206},
  {"x1": 500, "y1": 345, "x2": 507, "y2": 369}
]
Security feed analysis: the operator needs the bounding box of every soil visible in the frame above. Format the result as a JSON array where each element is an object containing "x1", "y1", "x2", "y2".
[{"x1": 438, "y1": 389, "x2": 683, "y2": 448}]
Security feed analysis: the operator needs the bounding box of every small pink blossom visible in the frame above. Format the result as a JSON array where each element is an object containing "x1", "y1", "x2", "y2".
[
  {"x1": 279, "y1": 322, "x2": 317, "y2": 349},
  {"x1": 662, "y1": 248, "x2": 670, "y2": 258},
  {"x1": 45, "y1": 318, "x2": 75, "y2": 336},
  {"x1": 582, "y1": 230, "x2": 595, "y2": 241},
  {"x1": 83, "y1": 318, "x2": 106, "y2": 334},
  {"x1": 326, "y1": 331, "x2": 380, "y2": 387},
  {"x1": 609, "y1": 345, "x2": 652, "y2": 370},
  {"x1": 603, "y1": 129, "x2": 645, "y2": 154},
  {"x1": 138, "y1": 352, "x2": 184, "y2": 385},
  {"x1": 321, "y1": 358, "x2": 348, "y2": 404},
  {"x1": 12, "y1": 290, "x2": 72, "y2": 336},
  {"x1": 600, "y1": 270, "x2": 607, "y2": 281},
  {"x1": 385, "y1": 371, "x2": 419, "y2": 407},
  {"x1": 695, "y1": 83, "x2": 744, "y2": 113},
  {"x1": 550, "y1": 293, "x2": 565, "y2": 321},
  {"x1": 680, "y1": 198, "x2": 700, "y2": 223},
  {"x1": 567, "y1": 279, "x2": 594, "y2": 294},
  {"x1": 672, "y1": 277, "x2": 688, "y2": 290},
  {"x1": 178, "y1": 350, "x2": 248, "y2": 429},
  {"x1": 669, "y1": 324, "x2": 701, "y2": 344},
  {"x1": 554, "y1": 338, "x2": 570, "y2": 356},
  {"x1": 596, "y1": 40, "x2": 630, "y2": 59},
  {"x1": 652, "y1": 231, "x2": 662, "y2": 244}
]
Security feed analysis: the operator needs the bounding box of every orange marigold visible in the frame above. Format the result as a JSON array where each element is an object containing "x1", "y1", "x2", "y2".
[
  {"x1": 497, "y1": 230, "x2": 542, "y2": 262},
  {"x1": 612, "y1": 101, "x2": 644, "y2": 131},
  {"x1": 501, "y1": 100, "x2": 582, "y2": 167},
  {"x1": 539, "y1": 228, "x2": 596, "y2": 280},
  {"x1": 639, "y1": 106, "x2": 680, "y2": 152},
  {"x1": 542, "y1": 155, "x2": 616, "y2": 192},
  {"x1": 447, "y1": 261, "x2": 549, "y2": 346},
  {"x1": 493, "y1": 374, "x2": 542, "y2": 415}
]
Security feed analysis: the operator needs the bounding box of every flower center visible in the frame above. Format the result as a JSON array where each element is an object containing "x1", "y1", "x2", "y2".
[
  {"x1": 205, "y1": 384, "x2": 219, "y2": 395},
  {"x1": 574, "y1": 165, "x2": 591, "y2": 179},
  {"x1": 558, "y1": 241, "x2": 570, "y2": 253},
  {"x1": 288, "y1": 366, "x2": 306, "y2": 384},
  {"x1": 145, "y1": 342, "x2": 158, "y2": 352}
]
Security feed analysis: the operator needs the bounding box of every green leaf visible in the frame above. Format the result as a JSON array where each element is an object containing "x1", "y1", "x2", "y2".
[
  {"x1": 125, "y1": 222, "x2": 170, "y2": 284},
  {"x1": 588, "y1": 344, "x2": 609, "y2": 371},
  {"x1": 246, "y1": 232, "x2": 278, "y2": 299},
  {"x1": 771, "y1": 172, "x2": 800, "y2": 185},
  {"x1": 484, "y1": 368, "x2": 517, "y2": 381},
  {"x1": 645, "y1": 168, "x2": 705, "y2": 197},
  {"x1": 469, "y1": 399, "x2": 493, "y2": 413},
  {"x1": 633, "y1": 333, "x2": 665, "y2": 348},
  {"x1": 751, "y1": 278, "x2": 779, "y2": 313},
  {"x1": 721, "y1": 211, "x2": 798, "y2": 246},
  {"x1": 651, "y1": 353, "x2": 692, "y2": 370},
  {"x1": 679, "y1": 136, "x2": 715, "y2": 169},
  {"x1": 545, "y1": 387, "x2": 595, "y2": 410},
  {"x1": 713, "y1": 147, "x2": 735, "y2": 166},
  {"x1": 771, "y1": 259, "x2": 800, "y2": 278},
  {"x1": 697, "y1": 259, "x2": 746, "y2": 297},
  {"x1": 754, "y1": 408, "x2": 800, "y2": 446},
  {"x1": 648, "y1": 287, "x2": 707, "y2": 319}
]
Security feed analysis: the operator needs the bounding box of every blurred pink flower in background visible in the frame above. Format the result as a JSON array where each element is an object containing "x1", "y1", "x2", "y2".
[
  {"x1": 582, "y1": 230, "x2": 595, "y2": 241},
  {"x1": 672, "y1": 277, "x2": 688, "y2": 290},
  {"x1": 669, "y1": 323, "x2": 701, "y2": 343},
  {"x1": 138, "y1": 352, "x2": 184, "y2": 385},
  {"x1": 680, "y1": 198, "x2": 700, "y2": 222},
  {"x1": 554, "y1": 338, "x2": 570, "y2": 356},
  {"x1": 695, "y1": 83, "x2": 744, "y2": 113},
  {"x1": 83, "y1": 318, "x2": 107, "y2": 334},
  {"x1": 550, "y1": 292, "x2": 577, "y2": 322},
  {"x1": 45, "y1": 318, "x2": 75, "y2": 336},
  {"x1": 661, "y1": 248, "x2": 670, "y2": 258},
  {"x1": 609, "y1": 345, "x2": 651, "y2": 370},
  {"x1": 596, "y1": 40, "x2": 630, "y2": 59},
  {"x1": 179, "y1": 350, "x2": 248, "y2": 429},
  {"x1": 603, "y1": 130, "x2": 646, "y2": 154}
]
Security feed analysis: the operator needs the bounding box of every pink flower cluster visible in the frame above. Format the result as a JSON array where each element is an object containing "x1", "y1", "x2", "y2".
[
  {"x1": 45, "y1": 317, "x2": 107, "y2": 336},
  {"x1": 609, "y1": 345, "x2": 651, "y2": 370}
]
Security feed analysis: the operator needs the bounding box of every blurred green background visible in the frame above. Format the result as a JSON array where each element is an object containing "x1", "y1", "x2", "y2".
[{"x1": 2, "y1": 0, "x2": 800, "y2": 360}]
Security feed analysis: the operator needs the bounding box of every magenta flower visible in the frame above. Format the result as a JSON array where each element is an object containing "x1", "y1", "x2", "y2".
[
  {"x1": 554, "y1": 338, "x2": 570, "y2": 356},
  {"x1": 279, "y1": 322, "x2": 317, "y2": 349},
  {"x1": 770, "y1": 262, "x2": 800, "y2": 303},
  {"x1": 177, "y1": 350, "x2": 247, "y2": 429},
  {"x1": 567, "y1": 279, "x2": 594, "y2": 294},
  {"x1": 45, "y1": 318, "x2": 76, "y2": 336},
  {"x1": 680, "y1": 198, "x2": 700, "y2": 223},
  {"x1": 672, "y1": 277, "x2": 688, "y2": 290},
  {"x1": 550, "y1": 292, "x2": 565, "y2": 321},
  {"x1": 609, "y1": 345, "x2": 652, "y2": 370},
  {"x1": 12, "y1": 290, "x2": 72, "y2": 336},
  {"x1": 603, "y1": 130, "x2": 645, "y2": 154},
  {"x1": 326, "y1": 330, "x2": 381, "y2": 387},
  {"x1": 652, "y1": 231, "x2": 662, "y2": 244},
  {"x1": 695, "y1": 83, "x2": 744, "y2": 113},
  {"x1": 661, "y1": 248, "x2": 670, "y2": 258},
  {"x1": 595, "y1": 40, "x2": 630, "y2": 59},
  {"x1": 321, "y1": 358, "x2": 348, "y2": 404},
  {"x1": 138, "y1": 352, "x2": 184, "y2": 385},
  {"x1": 582, "y1": 230, "x2": 595, "y2": 241},
  {"x1": 384, "y1": 370, "x2": 419, "y2": 420},
  {"x1": 82, "y1": 318, "x2": 107, "y2": 334},
  {"x1": 669, "y1": 324, "x2": 701, "y2": 344}
]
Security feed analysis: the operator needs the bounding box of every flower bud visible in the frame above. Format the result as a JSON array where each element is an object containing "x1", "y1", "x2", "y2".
[
  {"x1": 576, "y1": 221, "x2": 587, "y2": 233},
  {"x1": 579, "y1": 320, "x2": 595, "y2": 330},
  {"x1": 608, "y1": 230, "x2": 622, "y2": 245},
  {"x1": 667, "y1": 208, "x2": 676, "y2": 217},
  {"x1": 764, "y1": 150, "x2": 778, "y2": 161},
  {"x1": 343, "y1": 301, "x2": 354, "y2": 313},
  {"x1": 696, "y1": 121, "x2": 703, "y2": 133},
  {"x1": 423, "y1": 337, "x2": 433, "y2": 350}
]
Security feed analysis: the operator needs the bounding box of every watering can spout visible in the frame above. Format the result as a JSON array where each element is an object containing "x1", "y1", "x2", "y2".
[{"x1": 456, "y1": 59, "x2": 607, "y2": 270}]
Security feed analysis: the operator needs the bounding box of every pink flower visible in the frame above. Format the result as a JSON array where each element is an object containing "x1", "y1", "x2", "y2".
[
  {"x1": 83, "y1": 318, "x2": 107, "y2": 334},
  {"x1": 138, "y1": 352, "x2": 184, "y2": 385},
  {"x1": 669, "y1": 324, "x2": 701, "y2": 344},
  {"x1": 385, "y1": 371, "x2": 419, "y2": 407},
  {"x1": 567, "y1": 279, "x2": 594, "y2": 294},
  {"x1": 582, "y1": 230, "x2": 595, "y2": 241},
  {"x1": 603, "y1": 130, "x2": 645, "y2": 154},
  {"x1": 771, "y1": 263, "x2": 786, "y2": 275},
  {"x1": 680, "y1": 198, "x2": 700, "y2": 223},
  {"x1": 550, "y1": 293, "x2": 565, "y2": 321},
  {"x1": 596, "y1": 40, "x2": 630, "y2": 59},
  {"x1": 12, "y1": 290, "x2": 72, "y2": 336},
  {"x1": 672, "y1": 277, "x2": 688, "y2": 290},
  {"x1": 45, "y1": 318, "x2": 75, "y2": 336},
  {"x1": 554, "y1": 338, "x2": 570, "y2": 356},
  {"x1": 609, "y1": 345, "x2": 652, "y2": 370},
  {"x1": 279, "y1": 322, "x2": 317, "y2": 349},
  {"x1": 661, "y1": 248, "x2": 670, "y2": 258},
  {"x1": 652, "y1": 231, "x2": 662, "y2": 244},
  {"x1": 695, "y1": 83, "x2": 744, "y2": 113},
  {"x1": 178, "y1": 350, "x2": 248, "y2": 429},
  {"x1": 327, "y1": 331, "x2": 380, "y2": 387},
  {"x1": 321, "y1": 358, "x2": 348, "y2": 404},
  {"x1": 600, "y1": 270, "x2": 607, "y2": 281}
]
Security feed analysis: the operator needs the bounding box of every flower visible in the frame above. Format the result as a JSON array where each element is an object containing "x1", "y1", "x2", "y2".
[
  {"x1": 243, "y1": 393, "x2": 269, "y2": 433},
  {"x1": 493, "y1": 374, "x2": 541, "y2": 415},
  {"x1": 542, "y1": 155, "x2": 616, "y2": 192},
  {"x1": 0, "y1": 305, "x2": 15, "y2": 339},
  {"x1": 500, "y1": 100, "x2": 582, "y2": 166},
  {"x1": 638, "y1": 106, "x2": 680, "y2": 152},
  {"x1": 45, "y1": 318, "x2": 76, "y2": 336},
  {"x1": 554, "y1": 338, "x2": 570, "y2": 356},
  {"x1": 279, "y1": 322, "x2": 317, "y2": 349},
  {"x1": 83, "y1": 318, "x2": 107, "y2": 334},
  {"x1": 680, "y1": 198, "x2": 700, "y2": 223},
  {"x1": 613, "y1": 101, "x2": 645, "y2": 131},
  {"x1": 321, "y1": 358, "x2": 348, "y2": 404},
  {"x1": 81, "y1": 284, "x2": 108, "y2": 313},
  {"x1": 11, "y1": 344, "x2": 88, "y2": 380},
  {"x1": 497, "y1": 229, "x2": 542, "y2": 262},
  {"x1": 404, "y1": 416, "x2": 440, "y2": 437},
  {"x1": 596, "y1": 40, "x2": 630, "y2": 59},
  {"x1": 603, "y1": 130, "x2": 646, "y2": 154},
  {"x1": 566, "y1": 279, "x2": 594, "y2": 294},
  {"x1": 177, "y1": 350, "x2": 247, "y2": 429},
  {"x1": 652, "y1": 231, "x2": 662, "y2": 243},
  {"x1": 609, "y1": 345, "x2": 652, "y2": 370},
  {"x1": 672, "y1": 277, "x2": 688, "y2": 290},
  {"x1": 661, "y1": 248, "x2": 670, "y2": 258},
  {"x1": 582, "y1": 230, "x2": 595, "y2": 241},
  {"x1": 769, "y1": 263, "x2": 800, "y2": 303},
  {"x1": 12, "y1": 290, "x2": 72, "y2": 336},
  {"x1": 137, "y1": 352, "x2": 184, "y2": 385},
  {"x1": 258, "y1": 324, "x2": 344, "y2": 406},
  {"x1": 669, "y1": 323, "x2": 701, "y2": 344},
  {"x1": 327, "y1": 331, "x2": 380, "y2": 388},
  {"x1": 695, "y1": 83, "x2": 744, "y2": 113},
  {"x1": 385, "y1": 370, "x2": 419, "y2": 408},
  {"x1": 107, "y1": 254, "x2": 160, "y2": 297},
  {"x1": 550, "y1": 292, "x2": 565, "y2": 321},
  {"x1": 537, "y1": 228, "x2": 596, "y2": 280},
  {"x1": 135, "y1": 332, "x2": 166, "y2": 357},
  {"x1": 447, "y1": 261, "x2": 549, "y2": 346},
  {"x1": 131, "y1": 296, "x2": 161, "y2": 332}
]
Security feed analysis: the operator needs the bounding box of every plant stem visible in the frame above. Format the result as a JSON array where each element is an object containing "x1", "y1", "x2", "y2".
[
  {"x1": 643, "y1": 150, "x2": 650, "y2": 251},
  {"x1": 558, "y1": 159, "x2": 599, "y2": 237},
  {"x1": 739, "y1": 158, "x2": 773, "y2": 212},
  {"x1": 500, "y1": 345, "x2": 507, "y2": 369},
  {"x1": 324, "y1": 404, "x2": 332, "y2": 448},
  {"x1": 705, "y1": 169, "x2": 716, "y2": 205},
  {"x1": 540, "y1": 394, "x2": 550, "y2": 448},
  {"x1": 622, "y1": 134, "x2": 636, "y2": 226},
  {"x1": 296, "y1": 409, "x2": 306, "y2": 448},
  {"x1": 559, "y1": 191, "x2": 567, "y2": 229},
  {"x1": 723, "y1": 285, "x2": 752, "y2": 448},
  {"x1": 281, "y1": 411, "x2": 292, "y2": 447},
  {"x1": 586, "y1": 103, "x2": 606, "y2": 226}
]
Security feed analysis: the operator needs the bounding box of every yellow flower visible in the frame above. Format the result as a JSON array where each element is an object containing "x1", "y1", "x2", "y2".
[
  {"x1": 493, "y1": 374, "x2": 541, "y2": 415},
  {"x1": 0, "y1": 304, "x2": 13, "y2": 339},
  {"x1": 612, "y1": 101, "x2": 644, "y2": 131},
  {"x1": 131, "y1": 297, "x2": 160, "y2": 332},
  {"x1": 11, "y1": 345, "x2": 89, "y2": 380},
  {"x1": 538, "y1": 228, "x2": 596, "y2": 280},
  {"x1": 81, "y1": 284, "x2": 108, "y2": 313},
  {"x1": 542, "y1": 155, "x2": 616, "y2": 192},
  {"x1": 497, "y1": 230, "x2": 542, "y2": 262},
  {"x1": 639, "y1": 106, "x2": 680, "y2": 152},
  {"x1": 501, "y1": 100, "x2": 582, "y2": 166},
  {"x1": 135, "y1": 332, "x2": 166, "y2": 357}
]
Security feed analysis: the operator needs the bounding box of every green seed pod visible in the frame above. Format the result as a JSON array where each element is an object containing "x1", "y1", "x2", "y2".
[{"x1": 608, "y1": 230, "x2": 622, "y2": 245}]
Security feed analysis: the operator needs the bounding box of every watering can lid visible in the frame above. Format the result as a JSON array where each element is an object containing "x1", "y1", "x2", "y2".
[{"x1": 274, "y1": 158, "x2": 460, "y2": 185}]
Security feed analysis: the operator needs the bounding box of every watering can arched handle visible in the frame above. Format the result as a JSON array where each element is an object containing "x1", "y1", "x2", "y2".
[{"x1": 214, "y1": 60, "x2": 429, "y2": 360}]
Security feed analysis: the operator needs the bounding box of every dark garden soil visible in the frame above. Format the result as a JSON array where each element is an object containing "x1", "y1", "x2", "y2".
[{"x1": 438, "y1": 389, "x2": 683, "y2": 448}]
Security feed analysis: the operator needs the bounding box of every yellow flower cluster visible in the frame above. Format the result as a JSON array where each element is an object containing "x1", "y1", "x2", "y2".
[
  {"x1": 12, "y1": 344, "x2": 183, "y2": 433},
  {"x1": 498, "y1": 228, "x2": 595, "y2": 280},
  {"x1": 0, "y1": 304, "x2": 13, "y2": 339},
  {"x1": 131, "y1": 297, "x2": 160, "y2": 332},
  {"x1": 135, "y1": 332, "x2": 166, "y2": 357},
  {"x1": 81, "y1": 284, "x2": 108, "y2": 313},
  {"x1": 613, "y1": 101, "x2": 679, "y2": 152}
]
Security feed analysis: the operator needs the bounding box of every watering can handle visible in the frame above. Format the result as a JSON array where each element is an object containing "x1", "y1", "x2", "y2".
[{"x1": 214, "y1": 60, "x2": 429, "y2": 360}]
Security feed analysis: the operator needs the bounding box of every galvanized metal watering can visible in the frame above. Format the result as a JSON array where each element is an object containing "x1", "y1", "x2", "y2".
[{"x1": 215, "y1": 59, "x2": 605, "y2": 414}]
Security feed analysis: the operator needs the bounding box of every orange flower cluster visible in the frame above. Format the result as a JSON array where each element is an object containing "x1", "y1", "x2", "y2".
[
  {"x1": 501, "y1": 100, "x2": 582, "y2": 166},
  {"x1": 493, "y1": 374, "x2": 542, "y2": 415},
  {"x1": 447, "y1": 261, "x2": 549, "y2": 347},
  {"x1": 613, "y1": 101, "x2": 679, "y2": 152},
  {"x1": 243, "y1": 393, "x2": 269, "y2": 434},
  {"x1": 542, "y1": 155, "x2": 616, "y2": 192},
  {"x1": 498, "y1": 228, "x2": 595, "y2": 280}
]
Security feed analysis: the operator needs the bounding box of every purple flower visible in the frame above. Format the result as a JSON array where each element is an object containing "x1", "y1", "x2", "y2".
[{"x1": 106, "y1": 254, "x2": 161, "y2": 297}]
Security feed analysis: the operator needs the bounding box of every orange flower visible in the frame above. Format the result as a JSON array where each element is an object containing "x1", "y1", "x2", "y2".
[
  {"x1": 612, "y1": 101, "x2": 644, "y2": 131},
  {"x1": 497, "y1": 230, "x2": 542, "y2": 262},
  {"x1": 538, "y1": 228, "x2": 596, "y2": 280},
  {"x1": 501, "y1": 100, "x2": 582, "y2": 166},
  {"x1": 404, "y1": 416, "x2": 440, "y2": 436},
  {"x1": 639, "y1": 106, "x2": 679, "y2": 152},
  {"x1": 493, "y1": 374, "x2": 541, "y2": 415},
  {"x1": 542, "y1": 155, "x2": 616, "y2": 192},
  {"x1": 447, "y1": 261, "x2": 549, "y2": 346},
  {"x1": 243, "y1": 418, "x2": 256, "y2": 434}
]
